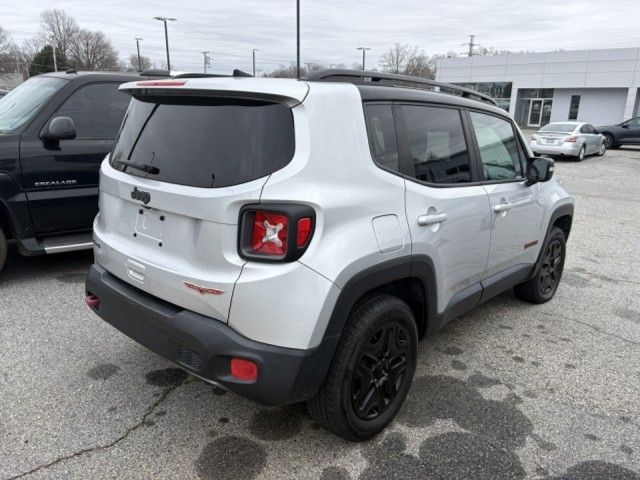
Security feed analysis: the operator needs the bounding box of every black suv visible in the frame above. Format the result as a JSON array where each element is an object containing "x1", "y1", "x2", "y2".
[
  {"x1": 597, "y1": 116, "x2": 640, "y2": 149},
  {"x1": 0, "y1": 71, "x2": 150, "y2": 272}
]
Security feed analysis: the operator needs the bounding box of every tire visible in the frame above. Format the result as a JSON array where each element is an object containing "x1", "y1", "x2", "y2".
[
  {"x1": 307, "y1": 294, "x2": 418, "y2": 441},
  {"x1": 597, "y1": 141, "x2": 606, "y2": 156},
  {"x1": 603, "y1": 133, "x2": 618, "y2": 149},
  {"x1": 576, "y1": 145, "x2": 585, "y2": 161},
  {"x1": 0, "y1": 227, "x2": 6, "y2": 273},
  {"x1": 514, "y1": 227, "x2": 566, "y2": 304}
]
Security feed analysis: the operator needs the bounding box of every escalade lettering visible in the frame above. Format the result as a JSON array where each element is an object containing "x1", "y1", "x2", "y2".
[{"x1": 34, "y1": 179, "x2": 78, "y2": 187}]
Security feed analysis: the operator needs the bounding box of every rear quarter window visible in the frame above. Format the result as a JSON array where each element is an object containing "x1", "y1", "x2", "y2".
[{"x1": 111, "y1": 96, "x2": 295, "y2": 188}]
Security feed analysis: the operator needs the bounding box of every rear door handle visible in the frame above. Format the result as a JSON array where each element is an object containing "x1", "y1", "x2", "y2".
[{"x1": 417, "y1": 213, "x2": 447, "y2": 226}]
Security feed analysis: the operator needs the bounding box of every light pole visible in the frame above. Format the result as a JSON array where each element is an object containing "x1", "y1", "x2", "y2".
[
  {"x1": 296, "y1": 0, "x2": 300, "y2": 78},
  {"x1": 357, "y1": 47, "x2": 370, "y2": 71},
  {"x1": 252, "y1": 49, "x2": 259, "y2": 77},
  {"x1": 202, "y1": 51, "x2": 211, "y2": 74},
  {"x1": 135, "y1": 38, "x2": 143, "y2": 71},
  {"x1": 153, "y1": 16, "x2": 177, "y2": 71}
]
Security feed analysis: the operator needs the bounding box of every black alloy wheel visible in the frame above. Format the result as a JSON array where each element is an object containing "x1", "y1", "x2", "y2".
[
  {"x1": 351, "y1": 323, "x2": 410, "y2": 420},
  {"x1": 538, "y1": 238, "x2": 564, "y2": 295}
]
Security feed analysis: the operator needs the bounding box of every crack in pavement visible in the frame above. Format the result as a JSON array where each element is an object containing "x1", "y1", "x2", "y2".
[
  {"x1": 538, "y1": 310, "x2": 640, "y2": 348},
  {"x1": 5, "y1": 381, "x2": 186, "y2": 480}
]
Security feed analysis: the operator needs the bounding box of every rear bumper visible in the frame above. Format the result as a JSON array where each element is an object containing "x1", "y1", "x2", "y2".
[
  {"x1": 530, "y1": 142, "x2": 581, "y2": 156},
  {"x1": 85, "y1": 264, "x2": 336, "y2": 405}
]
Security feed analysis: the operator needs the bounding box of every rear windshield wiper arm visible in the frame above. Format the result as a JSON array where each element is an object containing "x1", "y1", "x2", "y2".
[{"x1": 115, "y1": 159, "x2": 160, "y2": 175}]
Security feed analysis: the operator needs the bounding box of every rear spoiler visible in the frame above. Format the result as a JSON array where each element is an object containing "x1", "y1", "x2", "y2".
[{"x1": 119, "y1": 78, "x2": 309, "y2": 108}]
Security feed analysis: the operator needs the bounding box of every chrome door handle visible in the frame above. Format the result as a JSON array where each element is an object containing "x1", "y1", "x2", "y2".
[
  {"x1": 494, "y1": 203, "x2": 512, "y2": 213},
  {"x1": 417, "y1": 213, "x2": 447, "y2": 226}
]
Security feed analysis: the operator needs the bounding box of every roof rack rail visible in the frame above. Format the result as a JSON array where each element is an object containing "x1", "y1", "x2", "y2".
[
  {"x1": 140, "y1": 69, "x2": 171, "y2": 77},
  {"x1": 172, "y1": 73, "x2": 230, "y2": 79},
  {"x1": 304, "y1": 69, "x2": 498, "y2": 106}
]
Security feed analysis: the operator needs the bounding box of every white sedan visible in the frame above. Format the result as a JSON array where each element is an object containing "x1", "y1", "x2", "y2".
[{"x1": 530, "y1": 121, "x2": 606, "y2": 161}]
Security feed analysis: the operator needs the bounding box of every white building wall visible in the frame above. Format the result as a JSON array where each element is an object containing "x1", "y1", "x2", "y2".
[
  {"x1": 550, "y1": 89, "x2": 628, "y2": 125},
  {"x1": 437, "y1": 47, "x2": 640, "y2": 124}
]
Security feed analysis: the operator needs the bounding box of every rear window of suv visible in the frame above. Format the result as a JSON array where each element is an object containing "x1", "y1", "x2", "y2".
[{"x1": 110, "y1": 96, "x2": 295, "y2": 188}]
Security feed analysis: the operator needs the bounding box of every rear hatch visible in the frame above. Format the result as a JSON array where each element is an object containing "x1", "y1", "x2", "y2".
[{"x1": 94, "y1": 79, "x2": 303, "y2": 321}]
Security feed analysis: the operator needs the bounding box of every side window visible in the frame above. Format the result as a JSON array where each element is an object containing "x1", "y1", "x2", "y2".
[
  {"x1": 400, "y1": 105, "x2": 471, "y2": 184},
  {"x1": 580, "y1": 125, "x2": 590, "y2": 134},
  {"x1": 363, "y1": 104, "x2": 399, "y2": 172},
  {"x1": 627, "y1": 117, "x2": 640, "y2": 128},
  {"x1": 587, "y1": 124, "x2": 597, "y2": 134},
  {"x1": 469, "y1": 111, "x2": 523, "y2": 181},
  {"x1": 54, "y1": 83, "x2": 130, "y2": 139}
]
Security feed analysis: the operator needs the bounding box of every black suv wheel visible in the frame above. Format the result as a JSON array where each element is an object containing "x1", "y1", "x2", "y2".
[
  {"x1": 514, "y1": 226, "x2": 566, "y2": 304},
  {"x1": 307, "y1": 294, "x2": 417, "y2": 441}
]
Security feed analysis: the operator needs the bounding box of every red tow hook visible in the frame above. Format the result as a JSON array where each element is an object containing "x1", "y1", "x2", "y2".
[{"x1": 85, "y1": 293, "x2": 100, "y2": 309}]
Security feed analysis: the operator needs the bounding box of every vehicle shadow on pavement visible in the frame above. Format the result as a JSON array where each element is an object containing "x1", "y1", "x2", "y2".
[{"x1": 0, "y1": 246, "x2": 93, "y2": 285}]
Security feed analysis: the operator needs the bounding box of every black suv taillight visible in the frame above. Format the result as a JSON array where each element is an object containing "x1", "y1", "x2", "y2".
[{"x1": 239, "y1": 203, "x2": 315, "y2": 262}]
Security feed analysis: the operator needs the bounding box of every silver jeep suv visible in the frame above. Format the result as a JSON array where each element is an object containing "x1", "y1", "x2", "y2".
[{"x1": 85, "y1": 70, "x2": 573, "y2": 441}]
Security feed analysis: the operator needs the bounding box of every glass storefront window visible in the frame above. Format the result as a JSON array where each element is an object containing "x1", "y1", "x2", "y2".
[{"x1": 454, "y1": 82, "x2": 513, "y2": 111}]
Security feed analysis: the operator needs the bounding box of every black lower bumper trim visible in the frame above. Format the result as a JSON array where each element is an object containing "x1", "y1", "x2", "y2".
[{"x1": 85, "y1": 264, "x2": 336, "y2": 405}]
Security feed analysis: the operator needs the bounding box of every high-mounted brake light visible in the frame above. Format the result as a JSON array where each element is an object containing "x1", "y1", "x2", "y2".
[
  {"x1": 564, "y1": 136, "x2": 577, "y2": 143},
  {"x1": 135, "y1": 80, "x2": 187, "y2": 87},
  {"x1": 239, "y1": 204, "x2": 315, "y2": 262}
]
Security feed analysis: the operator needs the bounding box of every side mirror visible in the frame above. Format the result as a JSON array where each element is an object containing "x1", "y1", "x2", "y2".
[
  {"x1": 42, "y1": 116, "x2": 77, "y2": 142},
  {"x1": 621, "y1": 123, "x2": 629, "y2": 129},
  {"x1": 526, "y1": 157, "x2": 554, "y2": 186}
]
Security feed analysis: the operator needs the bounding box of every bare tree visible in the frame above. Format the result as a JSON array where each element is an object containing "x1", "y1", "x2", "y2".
[
  {"x1": 70, "y1": 29, "x2": 120, "y2": 71},
  {"x1": 123, "y1": 53, "x2": 152, "y2": 72},
  {"x1": 38, "y1": 9, "x2": 79, "y2": 58},
  {"x1": 0, "y1": 26, "x2": 20, "y2": 75},
  {"x1": 380, "y1": 43, "x2": 436, "y2": 78},
  {"x1": 265, "y1": 62, "x2": 327, "y2": 78}
]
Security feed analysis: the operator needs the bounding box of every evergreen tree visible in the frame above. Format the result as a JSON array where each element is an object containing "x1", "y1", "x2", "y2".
[{"x1": 28, "y1": 45, "x2": 68, "y2": 76}]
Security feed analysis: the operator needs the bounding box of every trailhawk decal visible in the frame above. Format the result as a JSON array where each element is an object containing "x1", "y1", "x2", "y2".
[{"x1": 183, "y1": 281, "x2": 225, "y2": 295}]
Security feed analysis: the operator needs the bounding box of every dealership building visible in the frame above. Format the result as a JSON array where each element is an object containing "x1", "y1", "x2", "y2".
[{"x1": 436, "y1": 47, "x2": 640, "y2": 128}]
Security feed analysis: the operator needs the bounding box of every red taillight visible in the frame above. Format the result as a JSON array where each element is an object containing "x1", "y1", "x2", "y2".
[
  {"x1": 135, "y1": 80, "x2": 187, "y2": 87},
  {"x1": 239, "y1": 205, "x2": 314, "y2": 262},
  {"x1": 251, "y1": 211, "x2": 288, "y2": 256},
  {"x1": 564, "y1": 136, "x2": 577, "y2": 143},
  {"x1": 230, "y1": 358, "x2": 259, "y2": 381},
  {"x1": 296, "y1": 217, "x2": 312, "y2": 247}
]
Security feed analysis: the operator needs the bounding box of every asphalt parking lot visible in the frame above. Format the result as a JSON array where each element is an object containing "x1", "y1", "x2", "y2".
[{"x1": 1, "y1": 147, "x2": 639, "y2": 480}]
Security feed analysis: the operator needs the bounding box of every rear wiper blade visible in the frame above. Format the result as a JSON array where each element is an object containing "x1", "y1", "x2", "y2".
[{"x1": 115, "y1": 159, "x2": 160, "y2": 175}]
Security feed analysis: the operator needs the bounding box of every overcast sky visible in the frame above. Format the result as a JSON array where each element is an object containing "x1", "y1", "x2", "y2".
[{"x1": 2, "y1": 0, "x2": 640, "y2": 73}]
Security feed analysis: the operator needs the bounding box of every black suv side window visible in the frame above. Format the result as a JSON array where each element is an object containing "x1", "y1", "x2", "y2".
[
  {"x1": 469, "y1": 111, "x2": 523, "y2": 181},
  {"x1": 54, "y1": 83, "x2": 130, "y2": 139},
  {"x1": 400, "y1": 105, "x2": 471, "y2": 184},
  {"x1": 363, "y1": 104, "x2": 399, "y2": 172}
]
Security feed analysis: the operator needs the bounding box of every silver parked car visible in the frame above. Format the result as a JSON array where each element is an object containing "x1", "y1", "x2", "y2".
[{"x1": 530, "y1": 121, "x2": 606, "y2": 161}]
